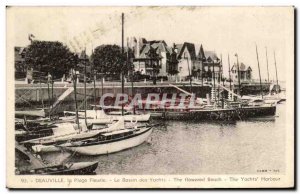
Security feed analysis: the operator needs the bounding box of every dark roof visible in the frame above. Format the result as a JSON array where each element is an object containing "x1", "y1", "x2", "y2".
[
  {"x1": 140, "y1": 38, "x2": 147, "y2": 45},
  {"x1": 175, "y1": 42, "x2": 197, "y2": 60},
  {"x1": 204, "y1": 51, "x2": 219, "y2": 61},
  {"x1": 197, "y1": 44, "x2": 205, "y2": 60},
  {"x1": 139, "y1": 44, "x2": 151, "y2": 58},
  {"x1": 231, "y1": 63, "x2": 252, "y2": 71},
  {"x1": 138, "y1": 40, "x2": 168, "y2": 59},
  {"x1": 151, "y1": 41, "x2": 168, "y2": 53}
]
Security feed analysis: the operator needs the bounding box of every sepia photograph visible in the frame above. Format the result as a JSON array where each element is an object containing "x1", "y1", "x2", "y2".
[{"x1": 6, "y1": 6, "x2": 294, "y2": 188}]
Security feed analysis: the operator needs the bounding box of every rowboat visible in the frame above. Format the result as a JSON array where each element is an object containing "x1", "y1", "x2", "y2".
[
  {"x1": 15, "y1": 109, "x2": 46, "y2": 118},
  {"x1": 16, "y1": 142, "x2": 98, "y2": 175},
  {"x1": 17, "y1": 161, "x2": 99, "y2": 175},
  {"x1": 59, "y1": 125, "x2": 153, "y2": 156}
]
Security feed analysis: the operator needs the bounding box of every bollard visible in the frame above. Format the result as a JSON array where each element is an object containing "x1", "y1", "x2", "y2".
[
  {"x1": 144, "y1": 78, "x2": 146, "y2": 83},
  {"x1": 161, "y1": 78, "x2": 163, "y2": 83}
]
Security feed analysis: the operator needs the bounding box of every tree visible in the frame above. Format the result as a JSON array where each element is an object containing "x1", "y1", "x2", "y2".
[
  {"x1": 146, "y1": 47, "x2": 160, "y2": 85},
  {"x1": 167, "y1": 49, "x2": 179, "y2": 76},
  {"x1": 25, "y1": 41, "x2": 77, "y2": 78},
  {"x1": 207, "y1": 69, "x2": 212, "y2": 79},
  {"x1": 168, "y1": 69, "x2": 179, "y2": 75},
  {"x1": 91, "y1": 45, "x2": 128, "y2": 79}
]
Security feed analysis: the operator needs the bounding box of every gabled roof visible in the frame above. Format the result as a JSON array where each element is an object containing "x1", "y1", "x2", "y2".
[
  {"x1": 138, "y1": 40, "x2": 169, "y2": 59},
  {"x1": 166, "y1": 46, "x2": 173, "y2": 53},
  {"x1": 151, "y1": 41, "x2": 168, "y2": 53},
  {"x1": 139, "y1": 44, "x2": 151, "y2": 58},
  {"x1": 204, "y1": 51, "x2": 219, "y2": 61},
  {"x1": 175, "y1": 42, "x2": 197, "y2": 60},
  {"x1": 138, "y1": 44, "x2": 162, "y2": 59}
]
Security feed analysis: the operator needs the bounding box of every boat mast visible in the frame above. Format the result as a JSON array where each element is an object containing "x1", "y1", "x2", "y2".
[
  {"x1": 228, "y1": 54, "x2": 232, "y2": 91},
  {"x1": 84, "y1": 48, "x2": 87, "y2": 126},
  {"x1": 234, "y1": 53, "x2": 241, "y2": 96},
  {"x1": 51, "y1": 75, "x2": 54, "y2": 115},
  {"x1": 101, "y1": 73, "x2": 104, "y2": 98},
  {"x1": 121, "y1": 13, "x2": 124, "y2": 116},
  {"x1": 255, "y1": 45, "x2": 263, "y2": 99},
  {"x1": 212, "y1": 60, "x2": 216, "y2": 101},
  {"x1": 186, "y1": 54, "x2": 192, "y2": 93},
  {"x1": 38, "y1": 64, "x2": 45, "y2": 111},
  {"x1": 127, "y1": 38, "x2": 135, "y2": 114},
  {"x1": 217, "y1": 55, "x2": 221, "y2": 105},
  {"x1": 73, "y1": 69, "x2": 80, "y2": 130},
  {"x1": 92, "y1": 46, "x2": 97, "y2": 119},
  {"x1": 265, "y1": 47, "x2": 270, "y2": 83},
  {"x1": 273, "y1": 51, "x2": 279, "y2": 93},
  {"x1": 47, "y1": 73, "x2": 51, "y2": 118}
]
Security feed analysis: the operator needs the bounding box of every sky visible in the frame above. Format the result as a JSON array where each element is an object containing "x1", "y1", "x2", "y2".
[{"x1": 8, "y1": 6, "x2": 294, "y2": 81}]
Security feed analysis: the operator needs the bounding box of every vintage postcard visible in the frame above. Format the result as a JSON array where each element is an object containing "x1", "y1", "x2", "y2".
[{"x1": 6, "y1": 6, "x2": 294, "y2": 188}]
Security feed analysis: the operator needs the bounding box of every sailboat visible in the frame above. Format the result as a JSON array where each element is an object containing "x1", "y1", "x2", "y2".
[
  {"x1": 21, "y1": 115, "x2": 125, "y2": 153},
  {"x1": 241, "y1": 48, "x2": 285, "y2": 104},
  {"x1": 58, "y1": 117, "x2": 153, "y2": 155}
]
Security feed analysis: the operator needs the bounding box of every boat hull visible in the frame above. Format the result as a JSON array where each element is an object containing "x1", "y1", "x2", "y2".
[
  {"x1": 63, "y1": 127, "x2": 153, "y2": 155},
  {"x1": 48, "y1": 162, "x2": 98, "y2": 175},
  {"x1": 236, "y1": 106, "x2": 276, "y2": 119},
  {"x1": 110, "y1": 114, "x2": 151, "y2": 122},
  {"x1": 32, "y1": 144, "x2": 62, "y2": 153},
  {"x1": 147, "y1": 106, "x2": 276, "y2": 121},
  {"x1": 19, "y1": 161, "x2": 99, "y2": 175}
]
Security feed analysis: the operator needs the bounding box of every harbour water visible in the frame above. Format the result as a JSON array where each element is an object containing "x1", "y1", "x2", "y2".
[{"x1": 42, "y1": 103, "x2": 286, "y2": 175}]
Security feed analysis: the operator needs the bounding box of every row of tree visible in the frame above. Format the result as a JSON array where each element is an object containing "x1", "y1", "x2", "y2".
[{"x1": 25, "y1": 41, "x2": 134, "y2": 79}]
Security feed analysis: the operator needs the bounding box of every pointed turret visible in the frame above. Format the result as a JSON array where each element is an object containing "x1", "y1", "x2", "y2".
[{"x1": 198, "y1": 44, "x2": 206, "y2": 61}]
